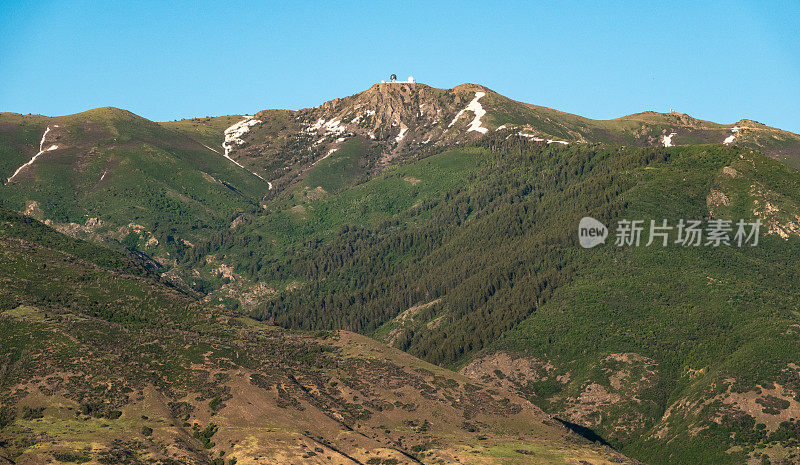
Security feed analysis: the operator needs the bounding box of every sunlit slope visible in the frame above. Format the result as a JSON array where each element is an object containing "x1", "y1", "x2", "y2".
[
  {"x1": 0, "y1": 207, "x2": 634, "y2": 464},
  {"x1": 182, "y1": 134, "x2": 800, "y2": 464},
  {"x1": 0, "y1": 108, "x2": 270, "y2": 260},
  {"x1": 160, "y1": 83, "x2": 800, "y2": 191},
  {"x1": 477, "y1": 141, "x2": 800, "y2": 464}
]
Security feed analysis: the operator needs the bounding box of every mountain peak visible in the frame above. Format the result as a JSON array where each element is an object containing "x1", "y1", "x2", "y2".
[
  {"x1": 307, "y1": 81, "x2": 493, "y2": 144},
  {"x1": 73, "y1": 106, "x2": 141, "y2": 119},
  {"x1": 452, "y1": 82, "x2": 492, "y2": 93},
  {"x1": 734, "y1": 118, "x2": 771, "y2": 129}
]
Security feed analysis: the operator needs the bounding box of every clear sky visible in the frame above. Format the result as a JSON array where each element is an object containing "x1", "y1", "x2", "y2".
[{"x1": 1, "y1": 1, "x2": 798, "y2": 132}]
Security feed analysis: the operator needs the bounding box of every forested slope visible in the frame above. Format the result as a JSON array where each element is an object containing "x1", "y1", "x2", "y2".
[
  {"x1": 0, "y1": 207, "x2": 635, "y2": 464},
  {"x1": 178, "y1": 134, "x2": 800, "y2": 464}
]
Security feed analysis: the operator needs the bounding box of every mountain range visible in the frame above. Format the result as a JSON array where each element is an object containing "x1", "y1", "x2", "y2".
[{"x1": 2, "y1": 82, "x2": 800, "y2": 464}]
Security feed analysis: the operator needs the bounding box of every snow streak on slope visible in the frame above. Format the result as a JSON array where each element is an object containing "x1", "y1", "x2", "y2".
[
  {"x1": 312, "y1": 148, "x2": 338, "y2": 166},
  {"x1": 7, "y1": 126, "x2": 59, "y2": 183},
  {"x1": 221, "y1": 116, "x2": 272, "y2": 189},
  {"x1": 202, "y1": 143, "x2": 221, "y2": 154},
  {"x1": 448, "y1": 92, "x2": 488, "y2": 134}
]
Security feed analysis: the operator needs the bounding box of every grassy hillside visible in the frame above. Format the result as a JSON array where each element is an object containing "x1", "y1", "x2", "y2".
[
  {"x1": 303, "y1": 137, "x2": 379, "y2": 193},
  {"x1": 160, "y1": 114, "x2": 245, "y2": 150},
  {"x1": 0, "y1": 109, "x2": 270, "y2": 263},
  {"x1": 482, "y1": 90, "x2": 800, "y2": 164}
]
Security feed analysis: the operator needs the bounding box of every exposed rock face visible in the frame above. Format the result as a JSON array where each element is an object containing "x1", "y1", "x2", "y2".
[
  {"x1": 304, "y1": 82, "x2": 489, "y2": 149},
  {"x1": 461, "y1": 351, "x2": 560, "y2": 389},
  {"x1": 465, "y1": 349, "x2": 800, "y2": 463},
  {"x1": 462, "y1": 352, "x2": 662, "y2": 442},
  {"x1": 706, "y1": 188, "x2": 731, "y2": 215},
  {"x1": 224, "y1": 83, "x2": 497, "y2": 189},
  {"x1": 751, "y1": 183, "x2": 800, "y2": 239}
]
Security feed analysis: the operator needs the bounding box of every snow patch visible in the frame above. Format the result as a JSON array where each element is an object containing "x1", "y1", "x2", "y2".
[
  {"x1": 307, "y1": 118, "x2": 325, "y2": 132},
  {"x1": 723, "y1": 126, "x2": 741, "y2": 146},
  {"x1": 306, "y1": 118, "x2": 348, "y2": 136},
  {"x1": 448, "y1": 91, "x2": 488, "y2": 134},
  {"x1": 395, "y1": 126, "x2": 408, "y2": 144},
  {"x1": 223, "y1": 116, "x2": 260, "y2": 159},
  {"x1": 7, "y1": 126, "x2": 59, "y2": 183},
  {"x1": 518, "y1": 132, "x2": 545, "y2": 142},
  {"x1": 662, "y1": 132, "x2": 677, "y2": 147},
  {"x1": 517, "y1": 131, "x2": 569, "y2": 145},
  {"x1": 323, "y1": 119, "x2": 346, "y2": 135}
]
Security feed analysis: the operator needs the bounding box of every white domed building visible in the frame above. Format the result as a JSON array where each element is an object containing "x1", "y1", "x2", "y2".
[{"x1": 382, "y1": 74, "x2": 417, "y2": 84}]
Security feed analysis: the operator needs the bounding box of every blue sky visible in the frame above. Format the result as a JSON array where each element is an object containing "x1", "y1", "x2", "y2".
[{"x1": 1, "y1": 1, "x2": 798, "y2": 132}]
